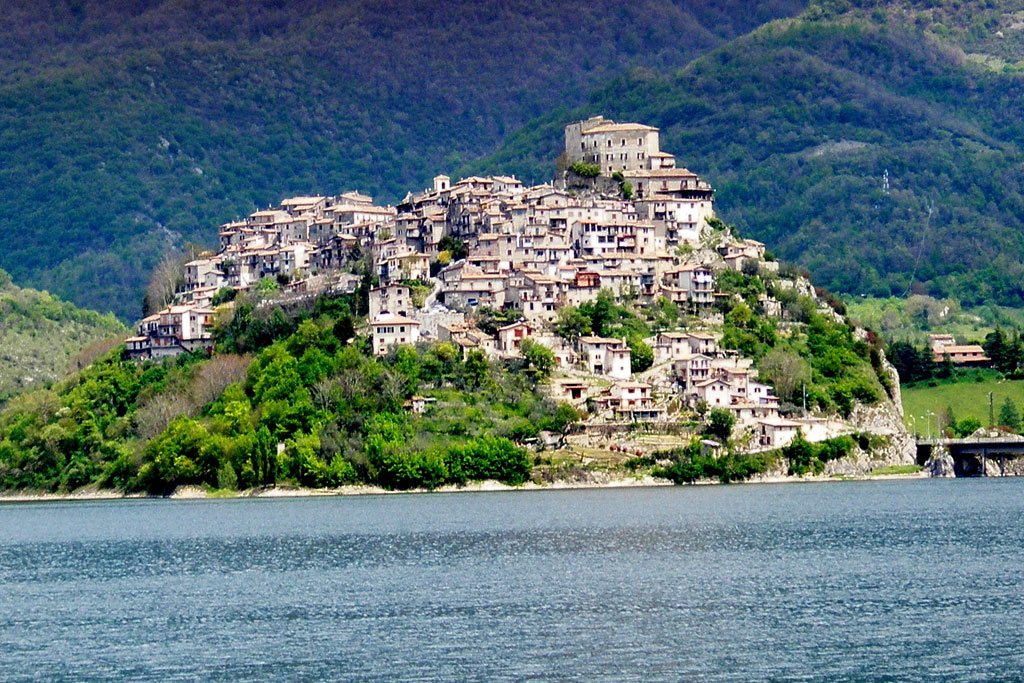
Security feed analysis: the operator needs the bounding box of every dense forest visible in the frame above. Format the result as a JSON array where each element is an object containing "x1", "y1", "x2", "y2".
[
  {"x1": 466, "y1": 0, "x2": 1024, "y2": 308},
  {"x1": 0, "y1": 0, "x2": 804, "y2": 319},
  {"x1": 0, "y1": 269, "x2": 126, "y2": 404}
]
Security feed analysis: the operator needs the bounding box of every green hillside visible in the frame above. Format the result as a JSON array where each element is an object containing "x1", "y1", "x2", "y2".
[
  {"x1": 0, "y1": 0, "x2": 804, "y2": 319},
  {"x1": 465, "y1": 0, "x2": 1024, "y2": 308},
  {"x1": 0, "y1": 269, "x2": 126, "y2": 403},
  {"x1": 901, "y1": 373, "x2": 1024, "y2": 434}
]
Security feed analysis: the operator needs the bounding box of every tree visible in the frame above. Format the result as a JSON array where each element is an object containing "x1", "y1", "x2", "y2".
[
  {"x1": 706, "y1": 408, "x2": 735, "y2": 441},
  {"x1": 998, "y1": 397, "x2": 1021, "y2": 432},
  {"x1": 251, "y1": 425, "x2": 278, "y2": 486},
  {"x1": 462, "y1": 349, "x2": 489, "y2": 389},
  {"x1": 255, "y1": 276, "x2": 280, "y2": 293},
  {"x1": 954, "y1": 417, "x2": 982, "y2": 438},
  {"x1": 628, "y1": 336, "x2": 653, "y2": 374},
  {"x1": 333, "y1": 315, "x2": 355, "y2": 343},
  {"x1": 555, "y1": 306, "x2": 591, "y2": 341},
  {"x1": 943, "y1": 406, "x2": 957, "y2": 435},
  {"x1": 984, "y1": 328, "x2": 1015, "y2": 374},
  {"x1": 547, "y1": 403, "x2": 581, "y2": 448},
  {"x1": 438, "y1": 236, "x2": 468, "y2": 261},
  {"x1": 518, "y1": 339, "x2": 555, "y2": 384},
  {"x1": 759, "y1": 349, "x2": 811, "y2": 402},
  {"x1": 783, "y1": 432, "x2": 817, "y2": 476},
  {"x1": 211, "y1": 287, "x2": 237, "y2": 306},
  {"x1": 579, "y1": 289, "x2": 616, "y2": 337},
  {"x1": 569, "y1": 161, "x2": 601, "y2": 177},
  {"x1": 143, "y1": 251, "x2": 187, "y2": 316}
]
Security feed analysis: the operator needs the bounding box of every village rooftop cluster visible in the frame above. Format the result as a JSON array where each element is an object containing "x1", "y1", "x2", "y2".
[{"x1": 126, "y1": 116, "x2": 842, "y2": 451}]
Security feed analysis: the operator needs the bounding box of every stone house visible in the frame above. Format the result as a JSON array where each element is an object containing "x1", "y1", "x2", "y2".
[
  {"x1": 578, "y1": 336, "x2": 632, "y2": 379},
  {"x1": 758, "y1": 418, "x2": 802, "y2": 449},
  {"x1": 370, "y1": 314, "x2": 421, "y2": 356},
  {"x1": 497, "y1": 321, "x2": 534, "y2": 355},
  {"x1": 126, "y1": 305, "x2": 215, "y2": 360},
  {"x1": 671, "y1": 354, "x2": 712, "y2": 390},
  {"x1": 565, "y1": 116, "x2": 661, "y2": 175},
  {"x1": 692, "y1": 377, "x2": 732, "y2": 407},
  {"x1": 369, "y1": 284, "x2": 413, "y2": 320},
  {"x1": 603, "y1": 381, "x2": 663, "y2": 422}
]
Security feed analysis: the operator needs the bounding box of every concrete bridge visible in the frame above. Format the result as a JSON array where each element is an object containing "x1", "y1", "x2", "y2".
[{"x1": 916, "y1": 436, "x2": 1024, "y2": 476}]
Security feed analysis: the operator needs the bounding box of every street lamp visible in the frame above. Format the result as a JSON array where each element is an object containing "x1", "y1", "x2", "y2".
[
  {"x1": 927, "y1": 411, "x2": 936, "y2": 440},
  {"x1": 908, "y1": 414, "x2": 917, "y2": 439}
]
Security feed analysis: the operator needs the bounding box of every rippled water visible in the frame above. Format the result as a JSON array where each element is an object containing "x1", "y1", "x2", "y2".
[{"x1": 1, "y1": 479, "x2": 1023, "y2": 681}]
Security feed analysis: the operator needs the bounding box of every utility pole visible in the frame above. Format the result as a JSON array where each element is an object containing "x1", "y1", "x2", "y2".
[{"x1": 989, "y1": 391, "x2": 994, "y2": 428}]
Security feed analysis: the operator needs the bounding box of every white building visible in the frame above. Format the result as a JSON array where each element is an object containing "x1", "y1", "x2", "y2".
[
  {"x1": 578, "y1": 336, "x2": 632, "y2": 379},
  {"x1": 370, "y1": 314, "x2": 421, "y2": 356},
  {"x1": 125, "y1": 304, "x2": 216, "y2": 360}
]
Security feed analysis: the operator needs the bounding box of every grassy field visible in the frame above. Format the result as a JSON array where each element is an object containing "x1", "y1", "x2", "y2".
[
  {"x1": 844, "y1": 296, "x2": 1024, "y2": 346},
  {"x1": 901, "y1": 371, "x2": 1024, "y2": 434},
  {"x1": 869, "y1": 464, "x2": 924, "y2": 476}
]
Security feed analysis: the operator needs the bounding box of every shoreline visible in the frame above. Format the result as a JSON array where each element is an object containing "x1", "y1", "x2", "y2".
[{"x1": 0, "y1": 470, "x2": 933, "y2": 503}]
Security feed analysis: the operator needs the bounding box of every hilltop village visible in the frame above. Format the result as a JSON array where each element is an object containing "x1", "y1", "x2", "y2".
[{"x1": 125, "y1": 117, "x2": 870, "y2": 453}]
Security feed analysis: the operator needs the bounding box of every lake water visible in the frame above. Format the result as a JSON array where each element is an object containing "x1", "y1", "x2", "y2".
[{"x1": 1, "y1": 480, "x2": 1023, "y2": 681}]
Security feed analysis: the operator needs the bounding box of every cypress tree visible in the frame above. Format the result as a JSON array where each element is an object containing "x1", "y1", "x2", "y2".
[{"x1": 998, "y1": 397, "x2": 1021, "y2": 432}]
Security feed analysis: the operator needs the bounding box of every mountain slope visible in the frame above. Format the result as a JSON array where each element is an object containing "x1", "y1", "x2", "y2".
[
  {"x1": 466, "y1": 2, "x2": 1024, "y2": 307},
  {"x1": 0, "y1": 0, "x2": 805, "y2": 319},
  {"x1": 0, "y1": 269, "x2": 126, "y2": 403}
]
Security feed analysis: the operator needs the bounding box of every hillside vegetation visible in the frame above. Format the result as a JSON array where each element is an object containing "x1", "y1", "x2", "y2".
[
  {"x1": 0, "y1": 269, "x2": 126, "y2": 404},
  {"x1": 0, "y1": 257, "x2": 893, "y2": 494},
  {"x1": 901, "y1": 372, "x2": 1024, "y2": 435},
  {"x1": 0, "y1": 0, "x2": 804, "y2": 319},
  {"x1": 0, "y1": 289, "x2": 581, "y2": 494},
  {"x1": 466, "y1": 0, "x2": 1024, "y2": 307}
]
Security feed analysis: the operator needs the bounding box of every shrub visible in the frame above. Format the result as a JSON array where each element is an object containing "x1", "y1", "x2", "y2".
[{"x1": 569, "y1": 161, "x2": 601, "y2": 177}]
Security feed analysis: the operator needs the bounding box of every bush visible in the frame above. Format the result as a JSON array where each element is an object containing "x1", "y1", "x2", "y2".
[
  {"x1": 569, "y1": 161, "x2": 601, "y2": 177},
  {"x1": 706, "y1": 408, "x2": 735, "y2": 441},
  {"x1": 652, "y1": 440, "x2": 776, "y2": 484},
  {"x1": 448, "y1": 436, "x2": 531, "y2": 486}
]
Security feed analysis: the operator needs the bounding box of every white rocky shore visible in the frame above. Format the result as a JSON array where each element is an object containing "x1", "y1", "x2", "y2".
[{"x1": 0, "y1": 467, "x2": 936, "y2": 503}]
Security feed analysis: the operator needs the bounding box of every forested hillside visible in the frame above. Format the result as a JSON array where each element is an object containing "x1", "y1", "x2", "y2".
[
  {"x1": 0, "y1": 269, "x2": 126, "y2": 403},
  {"x1": 0, "y1": 0, "x2": 804, "y2": 319},
  {"x1": 0, "y1": 288, "x2": 579, "y2": 494},
  {"x1": 467, "y1": 0, "x2": 1024, "y2": 307}
]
